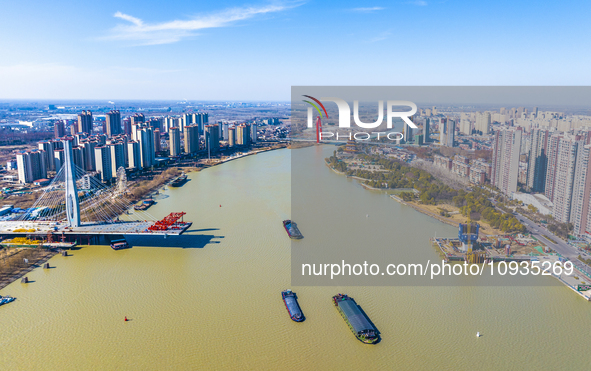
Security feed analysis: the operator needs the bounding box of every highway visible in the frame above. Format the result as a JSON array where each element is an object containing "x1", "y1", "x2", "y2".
[
  {"x1": 486, "y1": 196, "x2": 591, "y2": 276},
  {"x1": 513, "y1": 212, "x2": 591, "y2": 277}
]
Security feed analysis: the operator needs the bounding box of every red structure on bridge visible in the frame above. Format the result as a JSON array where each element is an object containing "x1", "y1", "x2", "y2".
[
  {"x1": 148, "y1": 212, "x2": 188, "y2": 232},
  {"x1": 316, "y1": 116, "x2": 322, "y2": 143}
]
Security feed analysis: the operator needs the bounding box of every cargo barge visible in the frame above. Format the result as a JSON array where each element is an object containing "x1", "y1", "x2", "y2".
[
  {"x1": 170, "y1": 173, "x2": 188, "y2": 187},
  {"x1": 332, "y1": 294, "x2": 379, "y2": 344},
  {"x1": 281, "y1": 289, "x2": 305, "y2": 322},
  {"x1": 283, "y1": 220, "x2": 303, "y2": 239},
  {"x1": 110, "y1": 238, "x2": 130, "y2": 250},
  {"x1": 134, "y1": 198, "x2": 154, "y2": 211}
]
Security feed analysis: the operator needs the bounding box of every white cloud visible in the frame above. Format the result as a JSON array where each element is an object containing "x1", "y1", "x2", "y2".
[
  {"x1": 350, "y1": 7, "x2": 385, "y2": 12},
  {"x1": 106, "y1": 3, "x2": 301, "y2": 45},
  {"x1": 368, "y1": 31, "x2": 391, "y2": 43},
  {"x1": 407, "y1": 1, "x2": 427, "y2": 6}
]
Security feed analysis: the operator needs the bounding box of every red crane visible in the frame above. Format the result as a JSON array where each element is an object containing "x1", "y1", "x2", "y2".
[
  {"x1": 148, "y1": 212, "x2": 186, "y2": 231},
  {"x1": 316, "y1": 116, "x2": 322, "y2": 144}
]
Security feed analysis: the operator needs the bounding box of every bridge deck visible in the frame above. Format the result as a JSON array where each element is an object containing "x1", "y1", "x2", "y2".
[{"x1": 0, "y1": 221, "x2": 192, "y2": 236}]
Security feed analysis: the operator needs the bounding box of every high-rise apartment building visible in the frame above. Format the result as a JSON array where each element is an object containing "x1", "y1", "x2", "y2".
[
  {"x1": 205, "y1": 124, "x2": 220, "y2": 154},
  {"x1": 228, "y1": 127, "x2": 236, "y2": 147},
  {"x1": 94, "y1": 146, "x2": 112, "y2": 183},
  {"x1": 183, "y1": 125, "x2": 199, "y2": 154},
  {"x1": 105, "y1": 110, "x2": 122, "y2": 137},
  {"x1": 169, "y1": 127, "x2": 181, "y2": 157},
  {"x1": 109, "y1": 142, "x2": 126, "y2": 178},
  {"x1": 475, "y1": 112, "x2": 491, "y2": 134},
  {"x1": 138, "y1": 126, "x2": 155, "y2": 169},
  {"x1": 54, "y1": 120, "x2": 65, "y2": 138},
  {"x1": 423, "y1": 118, "x2": 430, "y2": 143},
  {"x1": 192, "y1": 113, "x2": 209, "y2": 135},
  {"x1": 545, "y1": 134, "x2": 562, "y2": 202},
  {"x1": 548, "y1": 135, "x2": 581, "y2": 223},
  {"x1": 54, "y1": 149, "x2": 64, "y2": 171},
  {"x1": 571, "y1": 144, "x2": 591, "y2": 238},
  {"x1": 38, "y1": 141, "x2": 55, "y2": 171},
  {"x1": 130, "y1": 113, "x2": 145, "y2": 127},
  {"x1": 77, "y1": 111, "x2": 93, "y2": 134},
  {"x1": 236, "y1": 124, "x2": 251, "y2": 146},
  {"x1": 127, "y1": 141, "x2": 141, "y2": 170},
  {"x1": 403, "y1": 124, "x2": 414, "y2": 144},
  {"x1": 80, "y1": 140, "x2": 98, "y2": 171},
  {"x1": 123, "y1": 118, "x2": 132, "y2": 136},
  {"x1": 459, "y1": 118, "x2": 471, "y2": 135},
  {"x1": 527, "y1": 129, "x2": 550, "y2": 192},
  {"x1": 439, "y1": 118, "x2": 446, "y2": 145},
  {"x1": 250, "y1": 123, "x2": 257, "y2": 143},
  {"x1": 492, "y1": 127, "x2": 522, "y2": 195},
  {"x1": 72, "y1": 146, "x2": 86, "y2": 170},
  {"x1": 154, "y1": 129, "x2": 161, "y2": 154},
  {"x1": 446, "y1": 119, "x2": 455, "y2": 147},
  {"x1": 16, "y1": 150, "x2": 47, "y2": 184}
]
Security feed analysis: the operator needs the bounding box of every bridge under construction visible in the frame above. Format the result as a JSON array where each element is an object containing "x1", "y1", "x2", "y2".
[{"x1": 0, "y1": 139, "x2": 191, "y2": 241}]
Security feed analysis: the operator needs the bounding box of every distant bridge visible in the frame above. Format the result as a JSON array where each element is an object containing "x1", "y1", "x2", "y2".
[{"x1": 0, "y1": 139, "x2": 191, "y2": 239}]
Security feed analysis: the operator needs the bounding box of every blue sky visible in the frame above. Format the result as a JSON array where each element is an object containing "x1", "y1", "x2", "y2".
[{"x1": 0, "y1": 0, "x2": 589, "y2": 100}]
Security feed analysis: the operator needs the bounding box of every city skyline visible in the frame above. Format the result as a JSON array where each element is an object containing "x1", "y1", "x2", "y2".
[{"x1": 2, "y1": 0, "x2": 591, "y2": 100}]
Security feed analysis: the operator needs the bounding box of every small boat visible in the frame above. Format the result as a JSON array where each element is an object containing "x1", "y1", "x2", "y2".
[
  {"x1": 282, "y1": 289, "x2": 305, "y2": 322},
  {"x1": 0, "y1": 295, "x2": 16, "y2": 306},
  {"x1": 283, "y1": 220, "x2": 303, "y2": 239},
  {"x1": 477, "y1": 332, "x2": 481, "y2": 337}
]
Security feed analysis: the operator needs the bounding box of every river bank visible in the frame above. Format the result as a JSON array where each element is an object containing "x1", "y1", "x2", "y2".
[
  {"x1": 326, "y1": 161, "x2": 504, "y2": 235},
  {"x1": 0, "y1": 248, "x2": 57, "y2": 290}
]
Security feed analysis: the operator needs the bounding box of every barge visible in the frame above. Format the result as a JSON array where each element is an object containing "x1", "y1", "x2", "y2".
[
  {"x1": 134, "y1": 198, "x2": 154, "y2": 211},
  {"x1": 281, "y1": 289, "x2": 305, "y2": 322},
  {"x1": 170, "y1": 173, "x2": 188, "y2": 187},
  {"x1": 110, "y1": 238, "x2": 130, "y2": 250},
  {"x1": 332, "y1": 294, "x2": 379, "y2": 344},
  {"x1": 283, "y1": 220, "x2": 303, "y2": 239}
]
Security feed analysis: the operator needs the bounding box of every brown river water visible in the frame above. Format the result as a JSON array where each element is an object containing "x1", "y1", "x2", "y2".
[{"x1": 0, "y1": 146, "x2": 589, "y2": 370}]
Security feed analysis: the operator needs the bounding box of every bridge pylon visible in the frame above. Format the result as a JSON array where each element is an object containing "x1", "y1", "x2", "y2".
[{"x1": 63, "y1": 139, "x2": 81, "y2": 227}]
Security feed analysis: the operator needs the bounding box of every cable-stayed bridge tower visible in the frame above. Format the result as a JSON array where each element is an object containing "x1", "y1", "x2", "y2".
[{"x1": 63, "y1": 139, "x2": 81, "y2": 227}]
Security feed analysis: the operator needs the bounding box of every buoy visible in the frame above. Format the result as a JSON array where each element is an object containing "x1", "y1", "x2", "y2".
[
  {"x1": 219, "y1": 205, "x2": 222, "y2": 207},
  {"x1": 125, "y1": 316, "x2": 128, "y2": 322}
]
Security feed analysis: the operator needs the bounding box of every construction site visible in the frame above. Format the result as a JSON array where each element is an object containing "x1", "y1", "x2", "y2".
[{"x1": 433, "y1": 222, "x2": 552, "y2": 264}]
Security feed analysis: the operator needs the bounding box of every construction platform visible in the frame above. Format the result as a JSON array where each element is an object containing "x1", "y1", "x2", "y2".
[{"x1": 0, "y1": 219, "x2": 192, "y2": 237}]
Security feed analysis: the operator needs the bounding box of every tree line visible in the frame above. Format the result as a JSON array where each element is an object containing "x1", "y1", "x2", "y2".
[{"x1": 327, "y1": 153, "x2": 525, "y2": 233}]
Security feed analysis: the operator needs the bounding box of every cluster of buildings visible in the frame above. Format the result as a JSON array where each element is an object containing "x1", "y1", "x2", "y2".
[
  {"x1": 433, "y1": 154, "x2": 492, "y2": 185},
  {"x1": 491, "y1": 125, "x2": 591, "y2": 241},
  {"x1": 411, "y1": 106, "x2": 572, "y2": 150},
  {"x1": 14, "y1": 110, "x2": 259, "y2": 185}
]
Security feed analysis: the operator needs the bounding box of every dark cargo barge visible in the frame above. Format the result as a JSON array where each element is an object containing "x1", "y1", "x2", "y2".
[
  {"x1": 332, "y1": 294, "x2": 379, "y2": 344},
  {"x1": 283, "y1": 220, "x2": 303, "y2": 239},
  {"x1": 110, "y1": 238, "x2": 130, "y2": 250},
  {"x1": 170, "y1": 173, "x2": 188, "y2": 187},
  {"x1": 134, "y1": 198, "x2": 154, "y2": 211},
  {"x1": 281, "y1": 289, "x2": 305, "y2": 322}
]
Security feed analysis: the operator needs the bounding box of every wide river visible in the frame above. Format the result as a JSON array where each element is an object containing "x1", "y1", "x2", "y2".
[{"x1": 0, "y1": 146, "x2": 589, "y2": 370}]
